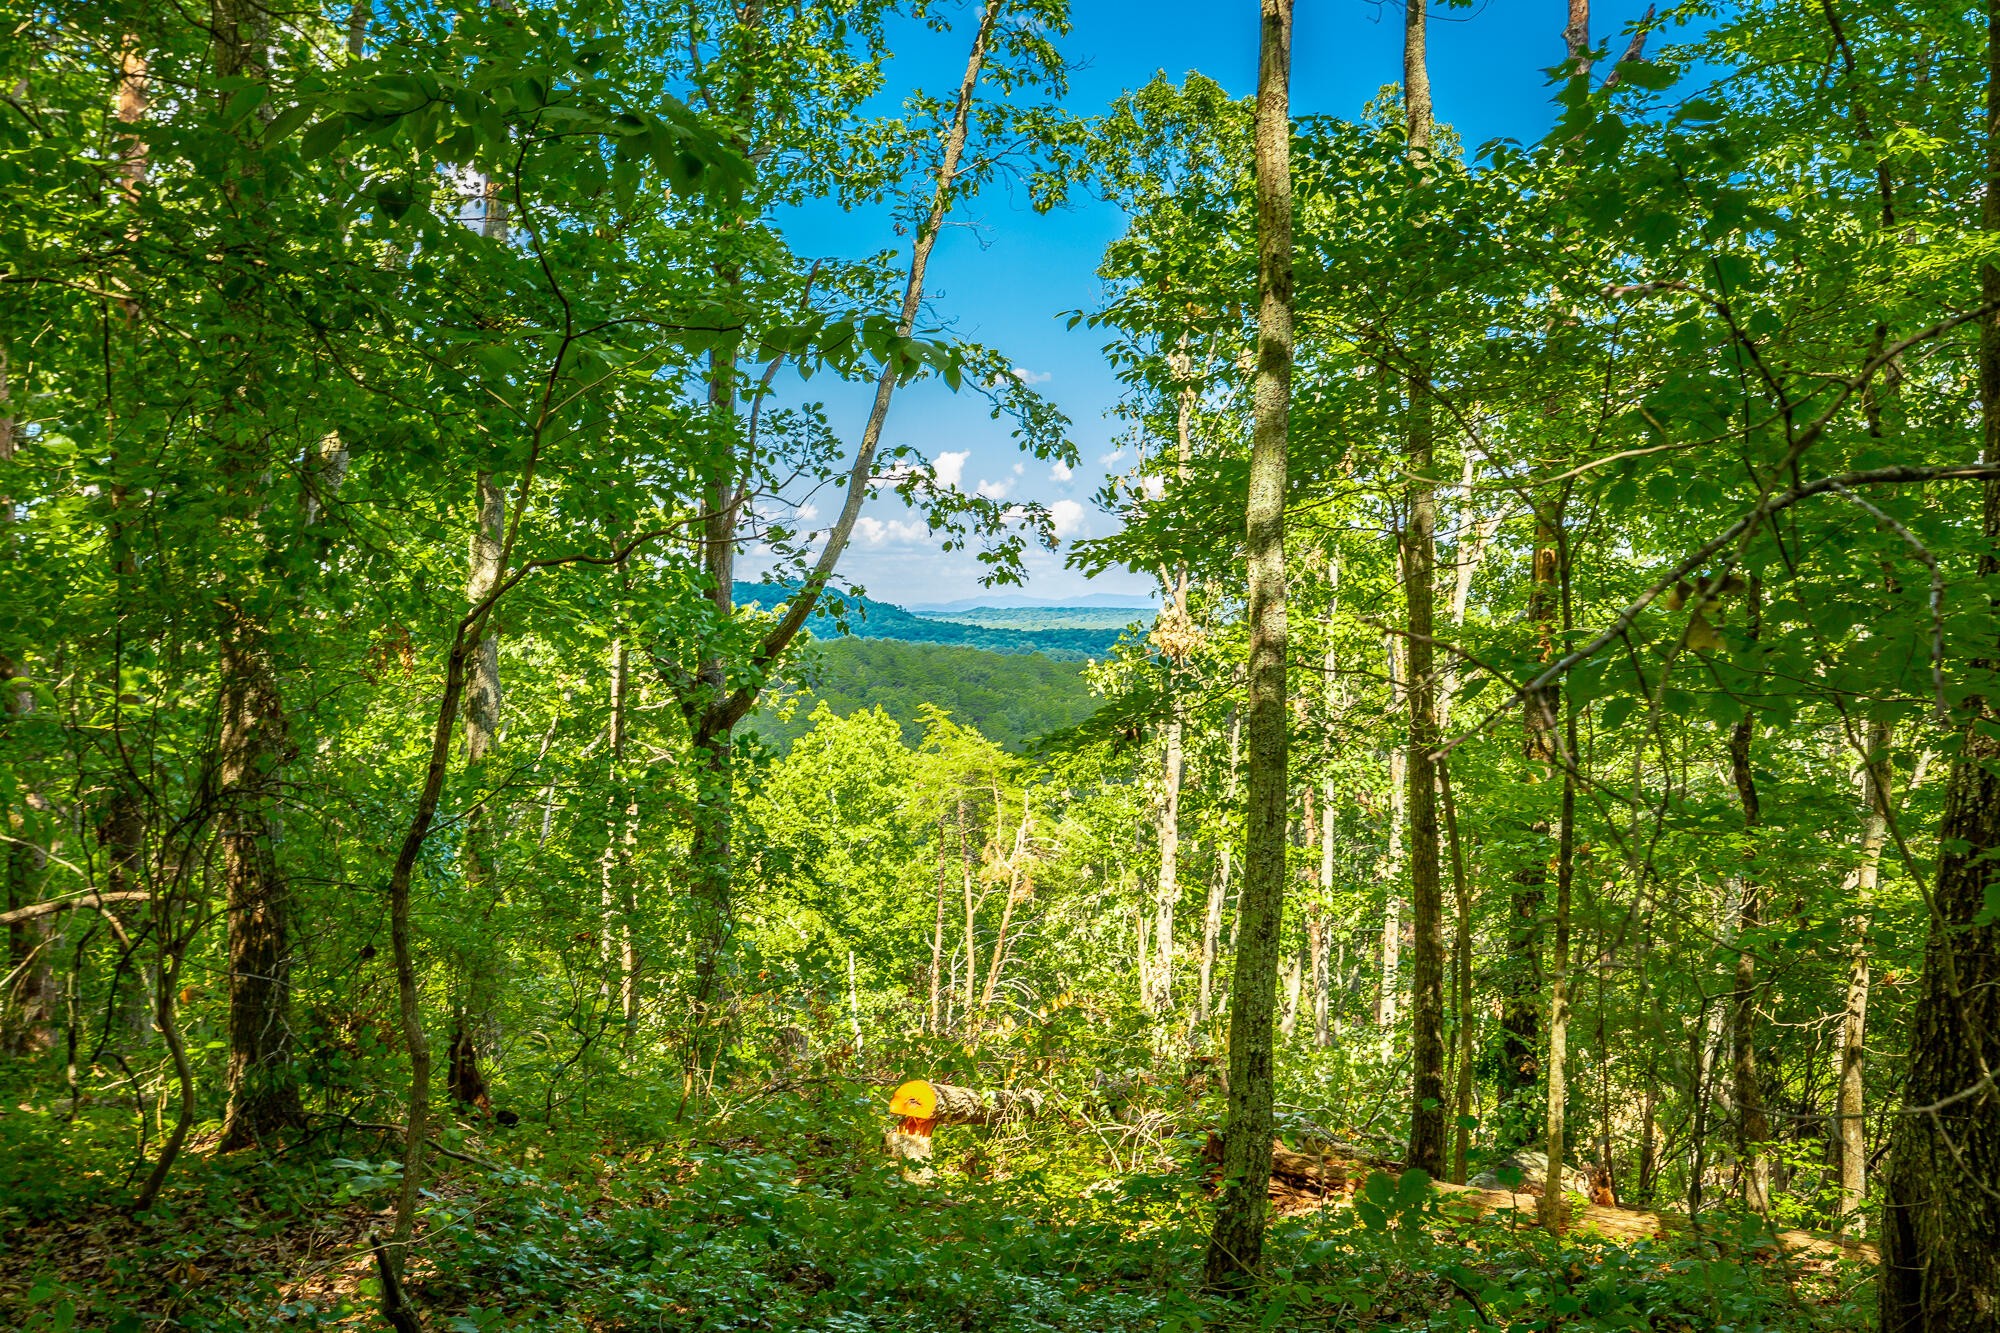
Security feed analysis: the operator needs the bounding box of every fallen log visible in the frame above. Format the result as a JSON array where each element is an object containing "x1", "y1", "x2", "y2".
[
  {"x1": 887, "y1": 1079, "x2": 1045, "y2": 1130},
  {"x1": 1209, "y1": 1138, "x2": 1878, "y2": 1264},
  {"x1": 883, "y1": 1080, "x2": 1046, "y2": 1177}
]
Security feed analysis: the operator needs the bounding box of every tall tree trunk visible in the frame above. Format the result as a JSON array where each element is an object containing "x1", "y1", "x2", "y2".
[
  {"x1": 451, "y1": 470, "x2": 506, "y2": 1103},
  {"x1": 1539, "y1": 695, "x2": 1577, "y2": 1233},
  {"x1": 1, "y1": 346, "x2": 53, "y2": 1054},
  {"x1": 1378, "y1": 631, "x2": 1406, "y2": 1030},
  {"x1": 1152, "y1": 339, "x2": 1197, "y2": 1017},
  {"x1": 1878, "y1": 9, "x2": 2000, "y2": 1317},
  {"x1": 1200, "y1": 714, "x2": 1242, "y2": 1022},
  {"x1": 98, "y1": 32, "x2": 152, "y2": 1052},
  {"x1": 1204, "y1": 0, "x2": 1292, "y2": 1290},
  {"x1": 1504, "y1": 504, "x2": 1559, "y2": 1144},
  {"x1": 1400, "y1": 0, "x2": 1444, "y2": 1177},
  {"x1": 1441, "y1": 759, "x2": 1474, "y2": 1184},
  {"x1": 1438, "y1": 460, "x2": 1486, "y2": 1183},
  {"x1": 1152, "y1": 718, "x2": 1182, "y2": 1012},
  {"x1": 1316, "y1": 553, "x2": 1340, "y2": 1048},
  {"x1": 603, "y1": 634, "x2": 638, "y2": 1028},
  {"x1": 1279, "y1": 938, "x2": 1303, "y2": 1039},
  {"x1": 211, "y1": 1, "x2": 298, "y2": 1152},
  {"x1": 1728, "y1": 587, "x2": 1772, "y2": 1215},
  {"x1": 215, "y1": 613, "x2": 300, "y2": 1149},
  {"x1": 1, "y1": 653, "x2": 51, "y2": 1056},
  {"x1": 930, "y1": 817, "x2": 946, "y2": 1034},
  {"x1": 961, "y1": 794, "x2": 977, "y2": 1014},
  {"x1": 1836, "y1": 717, "x2": 1891, "y2": 1236}
]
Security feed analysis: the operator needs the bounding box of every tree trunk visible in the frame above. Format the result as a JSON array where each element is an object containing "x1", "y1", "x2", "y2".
[
  {"x1": 961, "y1": 794, "x2": 977, "y2": 1014},
  {"x1": 1318, "y1": 554, "x2": 1340, "y2": 1049},
  {"x1": 1539, "y1": 699, "x2": 1576, "y2": 1234},
  {"x1": 1204, "y1": 0, "x2": 1292, "y2": 1290},
  {"x1": 979, "y1": 795, "x2": 1031, "y2": 1014},
  {"x1": 453, "y1": 469, "x2": 506, "y2": 1096},
  {"x1": 1830, "y1": 718, "x2": 1891, "y2": 1233},
  {"x1": 215, "y1": 611, "x2": 300, "y2": 1150},
  {"x1": 1728, "y1": 599, "x2": 1772, "y2": 1215},
  {"x1": 1309, "y1": 905, "x2": 1329, "y2": 1049},
  {"x1": 1378, "y1": 632, "x2": 1406, "y2": 1031},
  {"x1": 603, "y1": 634, "x2": 638, "y2": 1027},
  {"x1": 1441, "y1": 759, "x2": 1474, "y2": 1185},
  {"x1": 1878, "y1": 10, "x2": 2000, "y2": 1315},
  {"x1": 1400, "y1": 0, "x2": 1443, "y2": 1177},
  {"x1": 1280, "y1": 936, "x2": 1303, "y2": 1039},
  {"x1": 97, "y1": 33, "x2": 153, "y2": 1053},
  {"x1": 1152, "y1": 718, "x2": 1182, "y2": 1012},
  {"x1": 1199, "y1": 715, "x2": 1240, "y2": 1022},
  {"x1": 1504, "y1": 506, "x2": 1558, "y2": 1144},
  {"x1": 1, "y1": 651, "x2": 52, "y2": 1056},
  {"x1": 1638, "y1": 1077, "x2": 1658, "y2": 1205},
  {"x1": 930, "y1": 817, "x2": 946, "y2": 1034},
  {"x1": 208, "y1": 0, "x2": 298, "y2": 1155}
]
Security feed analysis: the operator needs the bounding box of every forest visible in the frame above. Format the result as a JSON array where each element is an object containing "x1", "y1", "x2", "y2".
[
  {"x1": 2, "y1": 0, "x2": 1998, "y2": 1331},
  {"x1": 746, "y1": 638, "x2": 1100, "y2": 751}
]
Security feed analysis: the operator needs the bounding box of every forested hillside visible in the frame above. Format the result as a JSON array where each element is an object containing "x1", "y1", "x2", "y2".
[
  {"x1": 732, "y1": 583, "x2": 1122, "y2": 658},
  {"x1": 748, "y1": 638, "x2": 1099, "y2": 751},
  {"x1": 4, "y1": 0, "x2": 1999, "y2": 1330}
]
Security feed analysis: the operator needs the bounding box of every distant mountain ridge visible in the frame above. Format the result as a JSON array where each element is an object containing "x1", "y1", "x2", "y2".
[
  {"x1": 913, "y1": 605, "x2": 1148, "y2": 632},
  {"x1": 731, "y1": 583, "x2": 1123, "y2": 659},
  {"x1": 907, "y1": 591, "x2": 1158, "y2": 613}
]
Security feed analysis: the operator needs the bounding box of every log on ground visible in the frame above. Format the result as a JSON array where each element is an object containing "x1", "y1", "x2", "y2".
[
  {"x1": 1209, "y1": 1139, "x2": 1878, "y2": 1265},
  {"x1": 908, "y1": 1081, "x2": 1046, "y2": 1127}
]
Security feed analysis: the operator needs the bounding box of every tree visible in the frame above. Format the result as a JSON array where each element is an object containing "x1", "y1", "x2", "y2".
[
  {"x1": 1399, "y1": 0, "x2": 1447, "y2": 1180},
  {"x1": 1204, "y1": 0, "x2": 1292, "y2": 1292}
]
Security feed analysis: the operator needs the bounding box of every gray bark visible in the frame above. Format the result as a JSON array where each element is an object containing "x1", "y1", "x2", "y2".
[{"x1": 1204, "y1": 0, "x2": 1292, "y2": 1290}]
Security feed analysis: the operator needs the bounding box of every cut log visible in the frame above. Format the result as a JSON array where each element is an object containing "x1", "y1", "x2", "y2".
[
  {"x1": 889, "y1": 1080, "x2": 1044, "y2": 1129},
  {"x1": 1207, "y1": 1138, "x2": 1878, "y2": 1264},
  {"x1": 884, "y1": 1128, "x2": 935, "y2": 1181}
]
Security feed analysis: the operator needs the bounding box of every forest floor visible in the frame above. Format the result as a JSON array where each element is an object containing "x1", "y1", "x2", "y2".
[{"x1": 1, "y1": 1082, "x2": 1875, "y2": 1333}]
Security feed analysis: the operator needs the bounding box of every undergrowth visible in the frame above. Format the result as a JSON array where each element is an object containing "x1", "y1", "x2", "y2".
[{"x1": 0, "y1": 1079, "x2": 1872, "y2": 1332}]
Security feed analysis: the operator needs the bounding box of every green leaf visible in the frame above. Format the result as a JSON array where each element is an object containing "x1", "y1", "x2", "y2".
[
  {"x1": 264, "y1": 102, "x2": 314, "y2": 145},
  {"x1": 1615, "y1": 59, "x2": 1677, "y2": 92},
  {"x1": 374, "y1": 183, "x2": 413, "y2": 219},
  {"x1": 301, "y1": 116, "x2": 348, "y2": 159},
  {"x1": 1598, "y1": 694, "x2": 1636, "y2": 731}
]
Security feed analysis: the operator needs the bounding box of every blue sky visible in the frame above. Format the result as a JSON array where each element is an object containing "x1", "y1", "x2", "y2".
[{"x1": 766, "y1": 0, "x2": 1667, "y2": 608}]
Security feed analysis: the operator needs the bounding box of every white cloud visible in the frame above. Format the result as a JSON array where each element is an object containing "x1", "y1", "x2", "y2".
[
  {"x1": 1011, "y1": 367, "x2": 1052, "y2": 386},
  {"x1": 1141, "y1": 475, "x2": 1166, "y2": 501},
  {"x1": 932, "y1": 450, "x2": 970, "y2": 490},
  {"x1": 1099, "y1": 448, "x2": 1128, "y2": 467},
  {"x1": 855, "y1": 516, "x2": 931, "y2": 546},
  {"x1": 1050, "y1": 499, "x2": 1088, "y2": 538},
  {"x1": 976, "y1": 477, "x2": 1014, "y2": 500},
  {"x1": 1050, "y1": 460, "x2": 1073, "y2": 483},
  {"x1": 1012, "y1": 462, "x2": 1025, "y2": 476},
  {"x1": 795, "y1": 502, "x2": 820, "y2": 523}
]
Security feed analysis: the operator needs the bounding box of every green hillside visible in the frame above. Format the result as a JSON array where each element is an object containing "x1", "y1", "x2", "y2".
[
  {"x1": 749, "y1": 638, "x2": 1098, "y2": 752},
  {"x1": 732, "y1": 582, "x2": 1119, "y2": 659},
  {"x1": 909, "y1": 605, "x2": 1151, "y2": 632}
]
